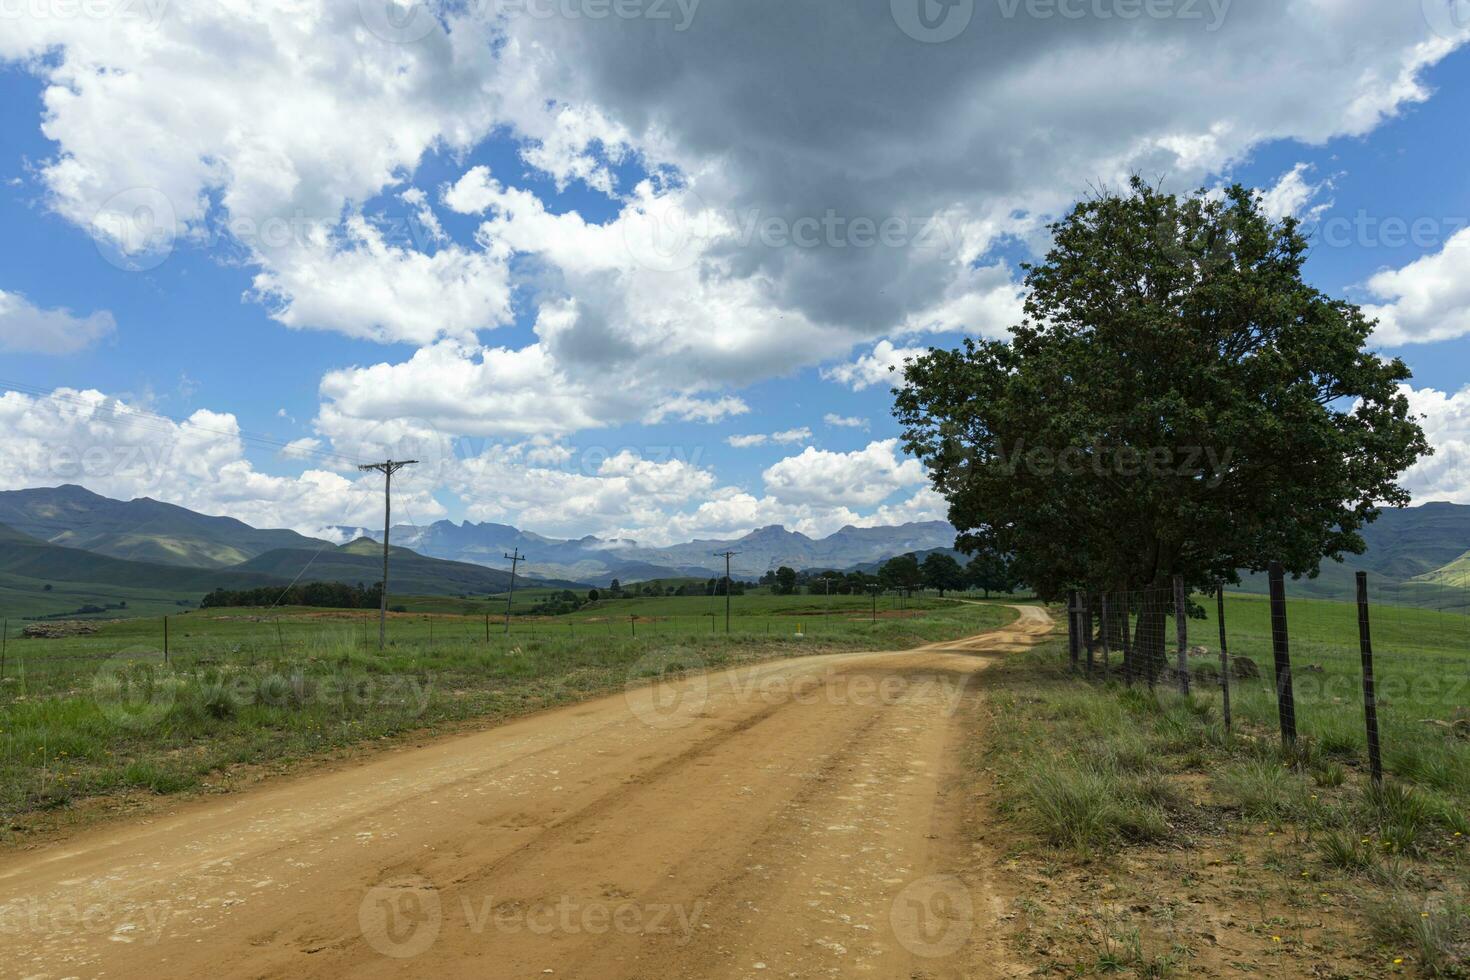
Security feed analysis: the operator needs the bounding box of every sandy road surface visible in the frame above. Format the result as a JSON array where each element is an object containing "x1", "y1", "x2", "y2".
[{"x1": 0, "y1": 606, "x2": 1051, "y2": 980}]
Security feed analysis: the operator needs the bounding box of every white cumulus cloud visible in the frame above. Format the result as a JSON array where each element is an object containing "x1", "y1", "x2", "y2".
[{"x1": 0, "y1": 290, "x2": 115, "y2": 354}]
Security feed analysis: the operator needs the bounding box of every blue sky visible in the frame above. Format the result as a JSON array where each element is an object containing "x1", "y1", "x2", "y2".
[{"x1": 1, "y1": 2, "x2": 1469, "y2": 544}]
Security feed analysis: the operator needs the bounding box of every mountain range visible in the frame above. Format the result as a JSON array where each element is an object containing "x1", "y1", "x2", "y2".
[
  {"x1": 7, "y1": 484, "x2": 1470, "y2": 619},
  {"x1": 334, "y1": 519, "x2": 963, "y2": 585},
  {"x1": 1232, "y1": 501, "x2": 1470, "y2": 606},
  {"x1": 0, "y1": 486, "x2": 962, "y2": 618},
  {"x1": 0, "y1": 486, "x2": 552, "y2": 618},
  {"x1": 0, "y1": 484, "x2": 324, "y2": 568}
]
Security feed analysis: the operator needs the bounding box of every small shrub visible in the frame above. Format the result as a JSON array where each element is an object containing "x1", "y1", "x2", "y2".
[
  {"x1": 1123, "y1": 771, "x2": 1187, "y2": 811},
  {"x1": 1023, "y1": 762, "x2": 1121, "y2": 855},
  {"x1": 1366, "y1": 892, "x2": 1469, "y2": 978},
  {"x1": 1230, "y1": 656, "x2": 1261, "y2": 679},
  {"x1": 1216, "y1": 759, "x2": 1306, "y2": 821},
  {"x1": 1364, "y1": 781, "x2": 1435, "y2": 858},
  {"x1": 1313, "y1": 723, "x2": 1359, "y2": 758},
  {"x1": 1318, "y1": 831, "x2": 1375, "y2": 874}
]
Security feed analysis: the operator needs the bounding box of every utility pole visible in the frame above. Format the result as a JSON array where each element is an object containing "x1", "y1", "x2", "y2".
[
  {"x1": 713, "y1": 551, "x2": 739, "y2": 633},
  {"x1": 358, "y1": 459, "x2": 418, "y2": 649},
  {"x1": 503, "y1": 549, "x2": 525, "y2": 635}
]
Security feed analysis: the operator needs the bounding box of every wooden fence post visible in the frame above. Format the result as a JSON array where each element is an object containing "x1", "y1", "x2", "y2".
[
  {"x1": 164, "y1": 615, "x2": 170, "y2": 667},
  {"x1": 1100, "y1": 594, "x2": 1111, "y2": 681},
  {"x1": 1119, "y1": 598, "x2": 1133, "y2": 687},
  {"x1": 1267, "y1": 562, "x2": 1298, "y2": 746},
  {"x1": 1067, "y1": 590, "x2": 1080, "y2": 672},
  {"x1": 1084, "y1": 595, "x2": 1096, "y2": 678},
  {"x1": 1355, "y1": 572, "x2": 1384, "y2": 785},
  {"x1": 1173, "y1": 575, "x2": 1190, "y2": 696},
  {"x1": 1216, "y1": 587, "x2": 1232, "y2": 733}
]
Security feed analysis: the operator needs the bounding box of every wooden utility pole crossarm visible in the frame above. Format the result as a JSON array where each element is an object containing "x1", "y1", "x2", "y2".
[
  {"x1": 358, "y1": 459, "x2": 418, "y2": 648},
  {"x1": 504, "y1": 549, "x2": 525, "y2": 634},
  {"x1": 713, "y1": 551, "x2": 739, "y2": 633}
]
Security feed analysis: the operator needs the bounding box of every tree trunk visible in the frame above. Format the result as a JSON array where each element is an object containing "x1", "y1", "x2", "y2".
[{"x1": 1133, "y1": 580, "x2": 1170, "y2": 686}]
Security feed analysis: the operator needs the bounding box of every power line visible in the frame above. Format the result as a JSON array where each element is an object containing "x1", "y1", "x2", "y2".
[
  {"x1": 358, "y1": 459, "x2": 418, "y2": 648},
  {"x1": 713, "y1": 551, "x2": 740, "y2": 633},
  {"x1": 503, "y1": 549, "x2": 525, "y2": 635}
]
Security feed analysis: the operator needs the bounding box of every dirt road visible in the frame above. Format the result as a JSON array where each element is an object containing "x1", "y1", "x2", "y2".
[{"x1": 0, "y1": 606, "x2": 1051, "y2": 979}]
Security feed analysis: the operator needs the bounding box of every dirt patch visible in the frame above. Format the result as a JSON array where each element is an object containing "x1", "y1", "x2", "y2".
[{"x1": 20, "y1": 621, "x2": 102, "y2": 638}]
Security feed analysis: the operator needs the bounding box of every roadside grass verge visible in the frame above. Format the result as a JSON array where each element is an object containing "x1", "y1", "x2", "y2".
[
  {"x1": 0, "y1": 600, "x2": 1014, "y2": 841},
  {"x1": 974, "y1": 632, "x2": 1468, "y2": 977}
]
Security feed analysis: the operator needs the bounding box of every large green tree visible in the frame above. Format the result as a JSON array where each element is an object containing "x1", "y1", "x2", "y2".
[
  {"x1": 895, "y1": 179, "x2": 1427, "y2": 676},
  {"x1": 879, "y1": 553, "x2": 925, "y2": 596},
  {"x1": 774, "y1": 565, "x2": 798, "y2": 595},
  {"x1": 966, "y1": 551, "x2": 1021, "y2": 599},
  {"x1": 921, "y1": 552, "x2": 966, "y2": 596}
]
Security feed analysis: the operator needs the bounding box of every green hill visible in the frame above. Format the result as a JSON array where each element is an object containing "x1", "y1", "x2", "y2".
[
  {"x1": 0, "y1": 484, "x2": 330, "y2": 568},
  {"x1": 1228, "y1": 502, "x2": 1470, "y2": 608},
  {"x1": 0, "y1": 521, "x2": 290, "y2": 619},
  {"x1": 231, "y1": 539, "x2": 547, "y2": 596},
  {"x1": 0, "y1": 522, "x2": 572, "y2": 620}
]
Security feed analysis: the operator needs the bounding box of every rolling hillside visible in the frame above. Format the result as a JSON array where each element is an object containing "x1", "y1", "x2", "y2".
[
  {"x1": 1231, "y1": 502, "x2": 1470, "y2": 607},
  {"x1": 232, "y1": 539, "x2": 573, "y2": 597},
  {"x1": 0, "y1": 521, "x2": 290, "y2": 618},
  {"x1": 0, "y1": 519, "x2": 571, "y2": 620},
  {"x1": 0, "y1": 485, "x2": 330, "y2": 568}
]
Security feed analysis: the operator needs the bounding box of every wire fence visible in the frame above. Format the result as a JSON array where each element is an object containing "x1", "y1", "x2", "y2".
[
  {"x1": 1065, "y1": 568, "x2": 1470, "y2": 787},
  {"x1": 0, "y1": 601, "x2": 978, "y2": 695}
]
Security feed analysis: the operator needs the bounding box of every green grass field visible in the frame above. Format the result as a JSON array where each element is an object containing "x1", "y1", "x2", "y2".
[
  {"x1": 0, "y1": 594, "x2": 1015, "y2": 835},
  {"x1": 1187, "y1": 592, "x2": 1470, "y2": 802},
  {"x1": 0, "y1": 571, "x2": 198, "y2": 621},
  {"x1": 979, "y1": 630, "x2": 1469, "y2": 976}
]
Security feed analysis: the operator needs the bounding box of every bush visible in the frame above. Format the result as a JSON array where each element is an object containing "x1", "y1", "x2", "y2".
[
  {"x1": 1366, "y1": 892, "x2": 1469, "y2": 978},
  {"x1": 1022, "y1": 760, "x2": 1171, "y2": 855},
  {"x1": 1318, "y1": 831, "x2": 1375, "y2": 874},
  {"x1": 1216, "y1": 759, "x2": 1306, "y2": 821},
  {"x1": 1363, "y1": 781, "x2": 1434, "y2": 858}
]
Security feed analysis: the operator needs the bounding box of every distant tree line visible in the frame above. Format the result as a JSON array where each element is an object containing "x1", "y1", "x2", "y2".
[
  {"x1": 752, "y1": 552, "x2": 1023, "y2": 599},
  {"x1": 201, "y1": 582, "x2": 383, "y2": 610}
]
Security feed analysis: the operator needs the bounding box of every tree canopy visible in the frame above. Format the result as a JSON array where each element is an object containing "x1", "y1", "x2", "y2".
[
  {"x1": 895, "y1": 178, "x2": 1428, "y2": 606},
  {"x1": 879, "y1": 553, "x2": 924, "y2": 595},
  {"x1": 920, "y1": 552, "x2": 965, "y2": 596}
]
